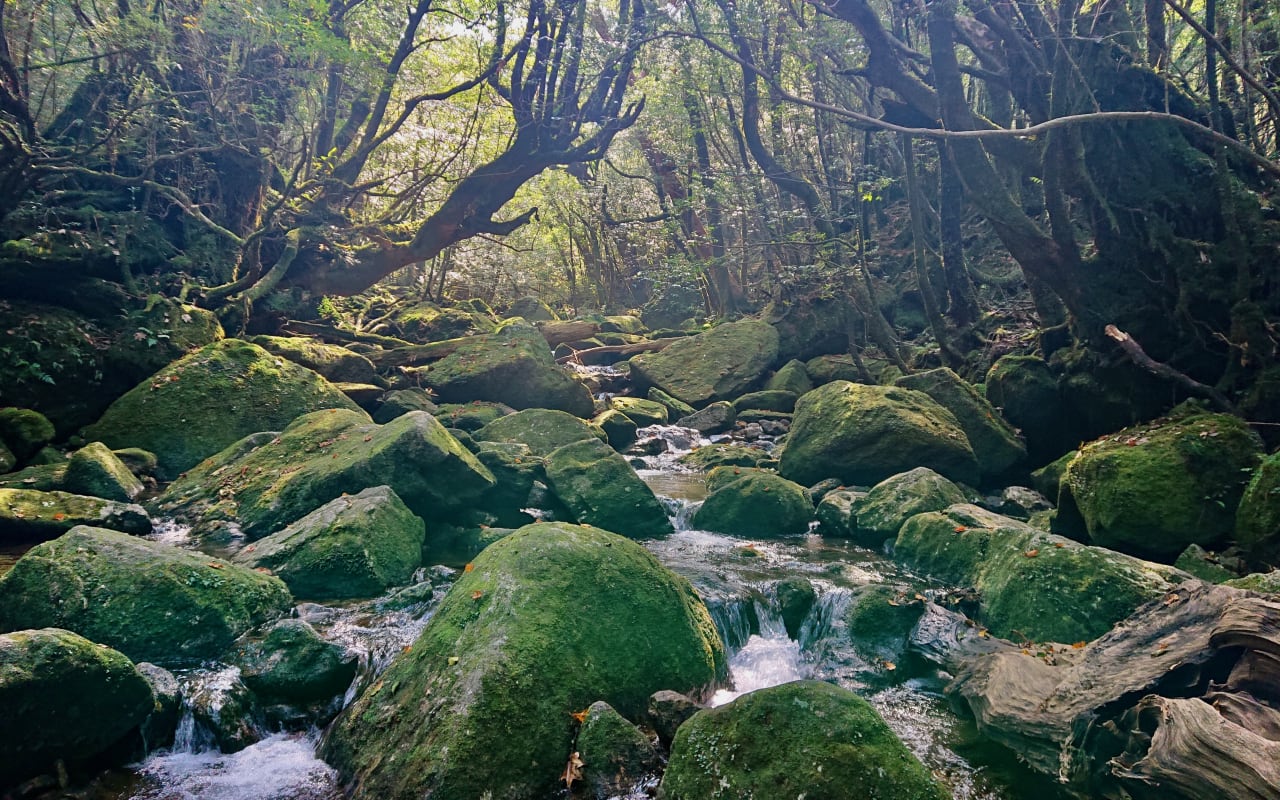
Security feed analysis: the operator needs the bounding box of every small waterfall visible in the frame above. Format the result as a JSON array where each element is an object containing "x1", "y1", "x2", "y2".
[
  {"x1": 707, "y1": 596, "x2": 756, "y2": 653},
  {"x1": 171, "y1": 709, "x2": 197, "y2": 753},
  {"x1": 660, "y1": 495, "x2": 703, "y2": 531},
  {"x1": 798, "y1": 586, "x2": 853, "y2": 651},
  {"x1": 631, "y1": 424, "x2": 709, "y2": 471}
]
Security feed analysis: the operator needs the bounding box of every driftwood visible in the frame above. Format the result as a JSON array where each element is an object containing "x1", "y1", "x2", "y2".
[
  {"x1": 1105, "y1": 324, "x2": 1235, "y2": 413},
  {"x1": 282, "y1": 320, "x2": 411, "y2": 349},
  {"x1": 555, "y1": 337, "x2": 676, "y2": 365},
  {"x1": 535, "y1": 320, "x2": 600, "y2": 347},
  {"x1": 910, "y1": 581, "x2": 1280, "y2": 799}
]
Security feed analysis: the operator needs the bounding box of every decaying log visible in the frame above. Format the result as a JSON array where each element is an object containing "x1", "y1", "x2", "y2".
[
  {"x1": 282, "y1": 320, "x2": 411, "y2": 349},
  {"x1": 910, "y1": 582, "x2": 1280, "y2": 798},
  {"x1": 366, "y1": 337, "x2": 471, "y2": 368},
  {"x1": 536, "y1": 320, "x2": 600, "y2": 347},
  {"x1": 1104, "y1": 324, "x2": 1235, "y2": 412},
  {"x1": 554, "y1": 337, "x2": 676, "y2": 365}
]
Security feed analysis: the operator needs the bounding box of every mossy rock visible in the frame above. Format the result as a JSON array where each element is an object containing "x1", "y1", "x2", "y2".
[
  {"x1": 774, "y1": 577, "x2": 816, "y2": 640},
  {"x1": 765, "y1": 359, "x2": 814, "y2": 396},
  {"x1": 323, "y1": 522, "x2": 726, "y2": 800},
  {"x1": 1236, "y1": 451, "x2": 1280, "y2": 564},
  {"x1": 594, "y1": 409, "x2": 639, "y2": 450},
  {"x1": 395, "y1": 304, "x2": 494, "y2": 340},
  {"x1": 372, "y1": 388, "x2": 439, "y2": 423},
  {"x1": 779, "y1": 382, "x2": 979, "y2": 487},
  {"x1": 610, "y1": 396, "x2": 669, "y2": 427},
  {"x1": 232, "y1": 486, "x2": 425, "y2": 600},
  {"x1": 805, "y1": 354, "x2": 863, "y2": 385},
  {"x1": 0, "y1": 462, "x2": 66, "y2": 492},
  {"x1": 845, "y1": 584, "x2": 928, "y2": 665},
  {"x1": 422, "y1": 323, "x2": 593, "y2": 416},
  {"x1": 767, "y1": 297, "x2": 850, "y2": 363},
  {"x1": 1172, "y1": 544, "x2": 1237, "y2": 583},
  {"x1": 1055, "y1": 410, "x2": 1262, "y2": 561},
  {"x1": 732, "y1": 390, "x2": 798, "y2": 413},
  {"x1": 647, "y1": 388, "x2": 696, "y2": 420},
  {"x1": 895, "y1": 368, "x2": 1026, "y2": 482},
  {"x1": 471, "y1": 441, "x2": 546, "y2": 528},
  {"x1": 660, "y1": 680, "x2": 947, "y2": 800},
  {"x1": 229, "y1": 619, "x2": 357, "y2": 705},
  {"x1": 433, "y1": 401, "x2": 513, "y2": 431},
  {"x1": 0, "y1": 488, "x2": 150, "y2": 543},
  {"x1": 1030, "y1": 450, "x2": 1077, "y2": 499},
  {"x1": 576, "y1": 701, "x2": 661, "y2": 798},
  {"x1": 112, "y1": 448, "x2": 158, "y2": 477},
  {"x1": 0, "y1": 526, "x2": 292, "y2": 665},
  {"x1": 0, "y1": 628, "x2": 155, "y2": 786},
  {"x1": 1225, "y1": 570, "x2": 1280, "y2": 593},
  {"x1": 692, "y1": 468, "x2": 813, "y2": 537},
  {"x1": 63, "y1": 441, "x2": 143, "y2": 502},
  {"x1": 678, "y1": 444, "x2": 769, "y2": 472},
  {"x1": 474, "y1": 408, "x2": 606, "y2": 456},
  {"x1": 507, "y1": 296, "x2": 559, "y2": 321},
  {"x1": 544, "y1": 438, "x2": 673, "y2": 538},
  {"x1": 0, "y1": 408, "x2": 55, "y2": 463},
  {"x1": 815, "y1": 489, "x2": 861, "y2": 538},
  {"x1": 851, "y1": 467, "x2": 968, "y2": 547},
  {"x1": 156, "y1": 409, "x2": 494, "y2": 540},
  {"x1": 630, "y1": 320, "x2": 780, "y2": 407},
  {"x1": 675, "y1": 401, "x2": 736, "y2": 434},
  {"x1": 895, "y1": 505, "x2": 1175, "y2": 642},
  {"x1": 83, "y1": 339, "x2": 363, "y2": 480},
  {"x1": 250, "y1": 335, "x2": 379, "y2": 385},
  {"x1": 984, "y1": 355, "x2": 1070, "y2": 465},
  {"x1": 601, "y1": 315, "x2": 645, "y2": 334}
]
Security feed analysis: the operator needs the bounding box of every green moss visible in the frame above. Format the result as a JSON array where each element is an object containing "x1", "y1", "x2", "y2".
[
  {"x1": 0, "y1": 487, "x2": 150, "y2": 542},
  {"x1": 1030, "y1": 450, "x2": 1077, "y2": 499},
  {"x1": 577, "y1": 701, "x2": 660, "y2": 797},
  {"x1": 630, "y1": 320, "x2": 780, "y2": 407},
  {"x1": 1236, "y1": 451, "x2": 1280, "y2": 563},
  {"x1": 815, "y1": 489, "x2": 861, "y2": 538},
  {"x1": 647, "y1": 388, "x2": 696, "y2": 419},
  {"x1": 732, "y1": 390, "x2": 798, "y2": 413},
  {"x1": 0, "y1": 526, "x2": 292, "y2": 665},
  {"x1": 230, "y1": 619, "x2": 357, "y2": 704},
  {"x1": 474, "y1": 408, "x2": 605, "y2": 456},
  {"x1": 852, "y1": 467, "x2": 968, "y2": 547},
  {"x1": 846, "y1": 584, "x2": 927, "y2": 664},
  {"x1": 234, "y1": 486, "x2": 426, "y2": 600},
  {"x1": 895, "y1": 368, "x2": 1026, "y2": 481},
  {"x1": 765, "y1": 359, "x2": 813, "y2": 395},
  {"x1": 1057, "y1": 411, "x2": 1262, "y2": 561},
  {"x1": 692, "y1": 468, "x2": 813, "y2": 536},
  {"x1": 545, "y1": 438, "x2": 673, "y2": 538},
  {"x1": 372, "y1": 388, "x2": 438, "y2": 423},
  {"x1": 610, "y1": 397, "x2": 669, "y2": 427},
  {"x1": 778, "y1": 381, "x2": 979, "y2": 487},
  {"x1": 0, "y1": 628, "x2": 154, "y2": 786},
  {"x1": 594, "y1": 409, "x2": 639, "y2": 450},
  {"x1": 0, "y1": 408, "x2": 55, "y2": 462},
  {"x1": 432, "y1": 401, "x2": 513, "y2": 431},
  {"x1": 250, "y1": 335, "x2": 378, "y2": 384},
  {"x1": 157, "y1": 409, "x2": 494, "y2": 539},
  {"x1": 984, "y1": 355, "x2": 1069, "y2": 465},
  {"x1": 1225, "y1": 570, "x2": 1280, "y2": 593},
  {"x1": 507, "y1": 296, "x2": 559, "y2": 321},
  {"x1": 678, "y1": 444, "x2": 769, "y2": 472},
  {"x1": 660, "y1": 681, "x2": 947, "y2": 800},
  {"x1": 323, "y1": 522, "x2": 725, "y2": 800},
  {"x1": 63, "y1": 441, "x2": 143, "y2": 502},
  {"x1": 84, "y1": 339, "x2": 363, "y2": 480}
]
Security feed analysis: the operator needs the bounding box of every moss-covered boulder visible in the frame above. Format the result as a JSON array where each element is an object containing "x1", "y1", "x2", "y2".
[
  {"x1": 1055, "y1": 410, "x2": 1263, "y2": 561},
  {"x1": 675, "y1": 401, "x2": 736, "y2": 434},
  {"x1": 678, "y1": 443, "x2": 770, "y2": 472},
  {"x1": 895, "y1": 505, "x2": 1175, "y2": 642},
  {"x1": 232, "y1": 486, "x2": 425, "y2": 600},
  {"x1": 576, "y1": 701, "x2": 661, "y2": 798},
  {"x1": 765, "y1": 359, "x2": 813, "y2": 396},
  {"x1": 630, "y1": 320, "x2": 780, "y2": 407},
  {"x1": 0, "y1": 408, "x2": 55, "y2": 464},
  {"x1": 507, "y1": 295, "x2": 559, "y2": 321},
  {"x1": 774, "y1": 577, "x2": 816, "y2": 640},
  {"x1": 0, "y1": 442, "x2": 13, "y2": 474},
  {"x1": 849, "y1": 467, "x2": 968, "y2": 547},
  {"x1": 0, "y1": 628, "x2": 155, "y2": 786},
  {"x1": 371, "y1": 388, "x2": 439, "y2": 423},
  {"x1": 895, "y1": 368, "x2": 1026, "y2": 481},
  {"x1": 610, "y1": 396, "x2": 669, "y2": 427},
  {"x1": 845, "y1": 584, "x2": 927, "y2": 666},
  {"x1": 1030, "y1": 450, "x2": 1077, "y2": 499},
  {"x1": 594, "y1": 409, "x2": 639, "y2": 450},
  {"x1": 779, "y1": 382, "x2": 979, "y2": 487},
  {"x1": 1236, "y1": 451, "x2": 1280, "y2": 564},
  {"x1": 660, "y1": 680, "x2": 946, "y2": 800},
  {"x1": 733, "y1": 390, "x2": 798, "y2": 413},
  {"x1": 805, "y1": 353, "x2": 864, "y2": 385},
  {"x1": 63, "y1": 441, "x2": 143, "y2": 501},
  {"x1": 647, "y1": 388, "x2": 696, "y2": 420},
  {"x1": 250, "y1": 335, "x2": 379, "y2": 385},
  {"x1": 815, "y1": 489, "x2": 861, "y2": 538},
  {"x1": 985, "y1": 355, "x2": 1071, "y2": 465},
  {"x1": 474, "y1": 408, "x2": 605, "y2": 456},
  {"x1": 692, "y1": 468, "x2": 812, "y2": 536},
  {"x1": 1225, "y1": 570, "x2": 1280, "y2": 593},
  {"x1": 0, "y1": 527, "x2": 291, "y2": 665},
  {"x1": 323, "y1": 522, "x2": 726, "y2": 800},
  {"x1": 229, "y1": 619, "x2": 357, "y2": 706},
  {"x1": 156, "y1": 409, "x2": 494, "y2": 539},
  {"x1": 432, "y1": 400, "x2": 513, "y2": 431},
  {"x1": 545, "y1": 438, "x2": 673, "y2": 538},
  {"x1": 83, "y1": 339, "x2": 363, "y2": 480},
  {"x1": 0, "y1": 488, "x2": 150, "y2": 542},
  {"x1": 422, "y1": 323, "x2": 593, "y2": 416}
]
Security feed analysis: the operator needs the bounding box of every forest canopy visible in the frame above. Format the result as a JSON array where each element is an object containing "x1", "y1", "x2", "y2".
[{"x1": 2, "y1": 0, "x2": 1278, "y2": 413}]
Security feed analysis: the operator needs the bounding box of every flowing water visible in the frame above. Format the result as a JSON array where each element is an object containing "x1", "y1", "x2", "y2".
[{"x1": 93, "y1": 424, "x2": 1057, "y2": 800}]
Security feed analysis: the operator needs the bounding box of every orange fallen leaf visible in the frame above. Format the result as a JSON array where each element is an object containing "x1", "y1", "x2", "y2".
[
  {"x1": 208, "y1": 562, "x2": 225, "y2": 569},
  {"x1": 254, "y1": 567, "x2": 273, "y2": 575},
  {"x1": 51, "y1": 513, "x2": 66, "y2": 521},
  {"x1": 471, "y1": 590, "x2": 484, "y2": 600},
  {"x1": 1021, "y1": 648, "x2": 1031, "y2": 655},
  {"x1": 954, "y1": 525, "x2": 967, "y2": 533},
  {"x1": 1163, "y1": 593, "x2": 1182, "y2": 606},
  {"x1": 1053, "y1": 542, "x2": 1065, "y2": 548},
  {"x1": 1023, "y1": 549, "x2": 1039, "y2": 558},
  {"x1": 882, "y1": 660, "x2": 896, "y2": 671},
  {"x1": 570, "y1": 708, "x2": 590, "y2": 723},
  {"x1": 1071, "y1": 641, "x2": 1087, "y2": 649},
  {"x1": 464, "y1": 563, "x2": 474, "y2": 573},
  {"x1": 243, "y1": 544, "x2": 256, "y2": 552},
  {"x1": 363, "y1": 436, "x2": 373, "y2": 442}
]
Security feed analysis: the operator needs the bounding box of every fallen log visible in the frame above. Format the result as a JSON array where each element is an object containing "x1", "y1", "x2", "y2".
[
  {"x1": 1105, "y1": 324, "x2": 1235, "y2": 413},
  {"x1": 365, "y1": 336, "x2": 470, "y2": 368},
  {"x1": 536, "y1": 320, "x2": 600, "y2": 347},
  {"x1": 910, "y1": 581, "x2": 1280, "y2": 798},
  {"x1": 282, "y1": 320, "x2": 411, "y2": 349},
  {"x1": 555, "y1": 337, "x2": 676, "y2": 365}
]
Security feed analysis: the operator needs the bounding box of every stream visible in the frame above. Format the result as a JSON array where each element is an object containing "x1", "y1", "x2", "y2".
[{"x1": 96, "y1": 424, "x2": 1060, "y2": 800}]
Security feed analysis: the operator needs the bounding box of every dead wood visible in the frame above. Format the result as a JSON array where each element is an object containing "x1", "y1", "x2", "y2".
[
  {"x1": 536, "y1": 320, "x2": 600, "y2": 347},
  {"x1": 554, "y1": 337, "x2": 676, "y2": 365},
  {"x1": 282, "y1": 320, "x2": 411, "y2": 349},
  {"x1": 1105, "y1": 324, "x2": 1236, "y2": 413}
]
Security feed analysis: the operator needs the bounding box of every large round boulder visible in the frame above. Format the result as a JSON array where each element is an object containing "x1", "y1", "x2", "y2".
[
  {"x1": 544, "y1": 438, "x2": 673, "y2": 538},
  {"x1": 630, "y1": 320, "x2": 780, "y2": 407},
  {"x1": 778, "y1": 382, "x2": 979, "y2": 487},
  {"x1": 847, "y1": 467, "x2": 968, "y2": 547},
  {"x1": 692, "y1": 468, "x2": 813, "y2": 536},
  {"x1": 984, "y1": 355, "x2": 1070, "y2": 465},
  {"x1": 1055, "y1": 409, "x2": 1263, "y2": 561},
  {"x1": 1237, "y1": 452, "x2": 1280, "y2": 564},
  {"x1": 474, "y1": 407, "x2": 605, "y2": 455},
  {"x1": 0, "y1": 526, "x2": 292, "y2": 665},
  {"x1": 229, "y1": 619, "x2": 357, "y2": 706},
  {"x1": 232, "y1": 486, "x2": 425, "y2": 600},
  {"x1": 249, "y1": 335, "x2": 380, "y2": 384},
  {"x1": 895, "y1": 367, "x2": 1026, "y2": 481},
  {"x1": 63, "y1": 441, "x2": 144, "y2": 502},
  {"x1": 0, "y1": 628, "x2": 155, "y2": 786},
  {"x1": 659, "y1": 680, "x2": 947, "y2": 800},
  {"x1": 155, "y1": 409, "x2": 494, "y2": 539},
  {"x1": 83, "y1": 339, "x2": 363, "y2": 480},
  {"x1": 323, "y1": 522, "x2": 726, "y2": 800}
]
